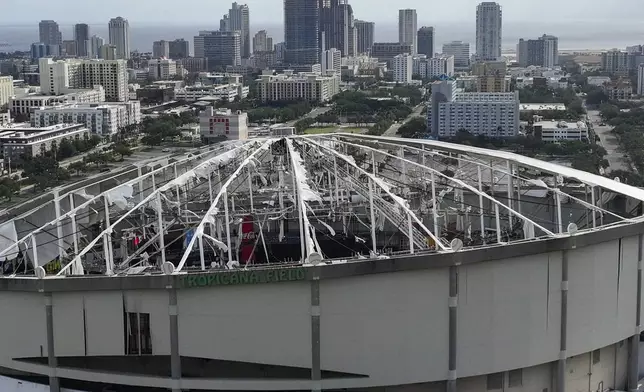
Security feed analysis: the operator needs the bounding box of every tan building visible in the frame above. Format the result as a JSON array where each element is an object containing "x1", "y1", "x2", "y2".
[
  {"x1": 472, "y1": 61, "x2": 511, "y2": 92},
  {"x1": 256, "y1": 71, "x2": 340, "y2": 103},
  {"x1": 0, "y1": 76, "x2": 14, "y2": 108}
]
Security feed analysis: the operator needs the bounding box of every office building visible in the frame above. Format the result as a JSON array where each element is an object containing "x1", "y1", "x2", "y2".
[
  {"x1": 62, "y1": 40, "x2": 77, "y2": 57},
  {"x1": 175, "y1": 84, "x2": 249, "y2": 102},
  {"x1": 472, "y1": 61, "x2": 510, "y2": 92},
  {"x1": 39, "y1": 58, "x2": 128, "y2": 102},
  {"x1": 256, "y1": 71, "x2": 339, "y2": 103},
  {"x1": 0, "y1": 76, "x2": 13, "y2": 107},
  {"x1": 321, "y1": 48, "x2": 342, "y2": 75},
  {"x1": 152, "y1": 41, "x2": 170, "y2": 58},
  {"x1": 442, "y1": 41, "x2": 470, "y2": 69},
  {"x1": 200, "y1": 107, "x2": 248, "y2": 141},
  {"x1": 638, "y1": 64, "x2": 644, "y2": 96},
  {"x1": 88, "y1": 35, "x2": 105, "y2": 58},
  {"x1": 148, "y1": 59, "x2": 177, "y2": 80},
  {"x1": 354, "y1": 20, "x2": 375, "y2": 55},
  {"x1": 108, "y1": 17, "x2": 131, "y2": 60},
  {"x1": 253, "y1": 30, "x2": 273, "y2": 53},
  {"x1": 99, "y1": 45, "x2": 117, "y2": 60},
  {"x1": 319, "y1": 0, "x2": 356, "y2": 57},
  {"x1": 534, "y1": 120, "x2": 589, "y2": 143},
  {"x1": 179, "y1": 58, "x2": 208, "y2": 73},
  {"x1": 194, "y1": 31, "x2": 241, "y2": 69},
  {"x1": 417, "y1": 27, "x2": 435, "y2": 57},
  {"x1": 393, "y1": 54, "x2": 413, "y2": 84},
  {"x1": 31, "y1": 102, "x2": 141, "y2": 136},
  {"x1": 274, "y1": 42, "x2": 286, "y2": 63},
  {"x1": 427, "y1": 55, "x2": 455, "y2": 78},
  {"x1": 475, "y1": 2, "x2": 502, "y2": 61},
  {"x1": 168, "y1": 39, "x2": 190, "y2": 59},
  {"x1": 284, "y1": 0, "x2": 320, "y2": 65},
  {"x1": 398, "y1": 9, "x2": 417, "y2": 54},
  {"x1": 517, "y1": 35, "x2": 559, "y2": 68},
  {"x1": 30, "y1": 43, "x2": 59, "y2": 60},
  {"x1": 371, "y1": 42, "x2": 413, "y2": 67},
  {"x1": 428, "y1": 80, "x2": 519, "y2": 138},
  {"x1": 602, "y1": 50, "x2": 629, "y2": 76},
  {"x1": 74, "y1": 24, "x2": 90, "y2": 57},
  {"x1": 0, "y1": 124, "x2": 89, "y2": 161},
  {"x1": 221, "y1": 2, "x2": 251, "y2": 58},
  {"x1": 38, "y1": 20, "x2": 62, "y2": 46},
  {"x1": 10, "y1": 88, "x2": 105, "y2": 115}
]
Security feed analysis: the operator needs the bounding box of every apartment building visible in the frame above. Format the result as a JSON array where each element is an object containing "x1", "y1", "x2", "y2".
[
  {"x1": 10, "y1": 88, "x2": 106, "y2": 115},
  {"x1": 256, "y1": 71, "x2": 340, "y2": 103},
  {"x1": 0, "y1": 124, "x2": 89, "y2": 162}
]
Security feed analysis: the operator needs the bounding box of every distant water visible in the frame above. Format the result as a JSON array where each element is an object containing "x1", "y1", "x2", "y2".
[{"x1": 0, "y1": 21, "x2": 642, "y2": 53}]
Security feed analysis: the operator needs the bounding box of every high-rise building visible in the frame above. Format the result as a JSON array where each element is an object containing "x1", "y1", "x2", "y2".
[
  {"x1": 31, "y1": 43, "x2": 59, "y2": 60},
  {"x1": 193, "y1": 31, "x2": 241, "y2": 69},
  {"x1": 321, "y1": 48, "x2": 341, "y2": 75},
  {"x1": 417, "y1": 26, "x2": 435, "y2": 57},
  {"x1": 99, "y1": 44, "x2": 117, "y2": 60},
  {"x1": 253, "y1": 30, "x2": 273, "y2": 53},
  {"x1": 393, "y1": 54, "x2": 413, "y2": 84},
  {"x1": 152, "y1": 40, "x2": 170, "y2": 58},
  {"x1": 256, "y1": 71, "x2": 340, "y2": 103},
  {"x1": 517, "y1": 35, "x2": 558, "y2": 68},
  {"x1": 88, "y1": 36, "x2": 105, "y2": 58},
  {"x1": 108, "y1": 17, "x2": 131, "y2": 60},
  {"x1": 371, "y1": 42, "x2": 413, "y2": 67},
  {"x1": 398, "y1": 9, "x2": 417, "y2": 54},
  {"x1": 39, "y1": 58, "x2": 128, "y2": 102},
  {"x1": 39, "y1": 20, "x2": 62, "y2": 46},
  {"x1": 148, "y1": 59, "x2": 177, "y2": 80},
  {"x1": 428, "y1": 80, "x2": 519, "y2": 138},
  {"x1": 168, "y1": 39, "x2": 190, "y2": 59},
  {"x1": 220, "y1": 2, "x2": 251, "y2": 58},
  {"x1": 472, "y1": 61, "x2": 510, "y2": 92},
  {"x1": 602, "y1": 50, "x2": 629, "y2": 75},
  {"x1": 475, "y1": 2, "x2": 502, "y2": 61},
  {"x1": 354, "y1": 20, "x2": 374, "y2": 55},
  {"x1": 74, "y1": 24, "x2": 90, "y2": 57},
  {"x1": 62, "y1": 40, "x2": 77, "y2": 57},
  {"x1": 274, "y1": 42, "x2": 286, "y2": 63},
  {"x1": 284, "y1": 0, "x2": 320, "y2": 65},
  {"x1": 0, "y1": 76, "x2": 13, "y2": 108},
  {"x1": 638, "y1": 64, "x2": 644, "y2": 96},
  {"x1": 319, "y1": 0, "x2": 355, "y2": 57},
  {"x1": 442, "y1": 41, "x2": 470, "y2": 69}
]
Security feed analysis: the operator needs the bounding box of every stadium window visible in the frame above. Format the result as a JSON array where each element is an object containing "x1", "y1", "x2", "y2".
[
  {"x1": 487, "y1": 372, "x2": 503, "y2": 390},
  {"x1": 508, "y1": 369, "x2": 523, "y2": 387},
  {"x1": 124, "y1": 312, "x2": 152, "y2": 355}
]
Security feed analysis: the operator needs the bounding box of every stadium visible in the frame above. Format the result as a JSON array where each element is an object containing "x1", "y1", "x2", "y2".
[{"x1": 0, "y1": 133, "x2": 643, "y2": 392}]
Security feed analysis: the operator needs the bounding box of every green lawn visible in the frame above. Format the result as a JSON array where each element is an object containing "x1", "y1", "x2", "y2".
[{"x1": 303, "y1": 127, "x2": 365, "y2": 134}]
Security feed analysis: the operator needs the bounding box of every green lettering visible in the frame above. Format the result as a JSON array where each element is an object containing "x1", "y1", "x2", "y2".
[
  {"x1": 266, "y1": 271, "x2": 273, "y2": 282},
  {"x1": 296, "y1": 268, "x2": 305, "y2": 280},
  {"x1": 221, "y1": 273, "x2": 230, "y2": 285},
  {"x1": 238, "y1": 271, "x2": 249, "y2": 284},
  {"x1": 207, "y1": 275, "x2": 217, "y2": 286},
  {"x1": 249, "y1": 272, "x2": 260, "y2": 284},
  {"x1": 197, "y1": 275, "x2": 207, "y2": 287},
  {"x1": 279, "y1": 270, "x2": 288, "y2": 281},
  {"x1": 187, "y1": 276, "x2": 197, "y2": 287},
  {"x1": 230, "y1": 272, "x2": 239, "y2": 285}
]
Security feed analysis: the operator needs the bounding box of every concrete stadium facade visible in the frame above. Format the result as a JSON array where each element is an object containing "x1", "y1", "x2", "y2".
[{"x1": 0, "y1": 223, "x2": 642, "y2": 392}]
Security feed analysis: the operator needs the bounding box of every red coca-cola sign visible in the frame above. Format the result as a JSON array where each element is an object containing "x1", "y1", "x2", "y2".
[{"x1": 240, "y1": 215, "x2": 256, "y2": 265}]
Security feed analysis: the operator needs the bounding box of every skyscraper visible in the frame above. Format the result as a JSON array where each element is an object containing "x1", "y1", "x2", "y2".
[
  {"x1": 169, "y1": 39, "x2": 190, "y2": 59},
  {"x1": 475, "y1": 2, "x2": 502, "y2": 61},
  {"x1": 220, "y1": 3, "x2": 251, "y2": 58},
  {"x1": 88, "y1": 35, "x2": 105, "y2": 59},
  {"x1": 517, "y1": 35, "x2": 559, "y2": 68},
  {"x1": 284, "y1": 0, "x2": 320, "y2": 65},
  {"x1": 354, "y1": 20, "x2": 375, "y2": 55},
  {"x1": 193, "y1": 31, "x2": 241, "y2": 70},
  {"x1": 319, "y1": 0, "x2": 355, "y2": 57},
  {"x1": 153, "y1": 40, "x2": 170, "y2": 58},
  {"x1": 74, "y1": 24, "x2": 90, "y2": 57},
  {"x1": 39, "y1": 20, "x2": 62, "y2": 46},
  {"x1": 442, "y1": 41, "x2": 470, "y2": 69},
  {"x1": 417, "y1": 26, "x2": 435, "y2": 57},
  {"x1": 541, "y1": 35, "x2": 559, "y2": 68},
  {"x1": 253, "y1": 30, "x2": 273, "y2": 53},
  {"x1": 108, "y1": 17, "x2": 131, "y2": 60},
  {"x1": 398, "y1": 9, "x2": 417, "y2": 54}
]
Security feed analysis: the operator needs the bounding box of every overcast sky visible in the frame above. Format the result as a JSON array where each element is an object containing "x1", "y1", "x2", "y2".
[{"x1": 0, "y1": 0, "x2": 638, "y2": 25}]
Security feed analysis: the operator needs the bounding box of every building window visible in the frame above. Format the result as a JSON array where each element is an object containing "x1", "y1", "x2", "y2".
[
  {"x1": 508, "y1": 369, "x2": 522, "y2": 387},
  {"x1": 125, "y1": 312, "x2": 152, "y2": 355},
  {"x1": 487, "y1": 372, "x2": 503, "y2": 390},
  {"x1": 593, "y1": 349, "x2": 600, "y2": 364}
]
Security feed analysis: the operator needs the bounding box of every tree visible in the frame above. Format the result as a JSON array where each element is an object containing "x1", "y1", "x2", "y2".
[
  {"x1": 57, "y1": 138, "x2": 76, "y2": 159},
  {"x1": 0, "y1": 177, "x2": 20, "y2": 201},
  {"x1": 112, "y1": 144, "x2": 133, "y2": 161},
  {"x1": 68, "y1": 161, "x2": 89, "y2": 176},
  {"x1": 142, "y1": 133, "x2": 164, "y2": 146},
  {"x1": 22, "y1": 156, "x2": 68, "y2": 191}
]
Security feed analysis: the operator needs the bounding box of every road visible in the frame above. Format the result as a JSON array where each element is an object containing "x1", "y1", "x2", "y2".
[
  {"x1": 383, "y1": 104, "x2": 426, "y2": 137},
  {"x1": 587, "y1": 109, "x2": 629, "y2": 172},
  {"x1": 286, "y1": 107, "x2": 332, "y2": 127}
]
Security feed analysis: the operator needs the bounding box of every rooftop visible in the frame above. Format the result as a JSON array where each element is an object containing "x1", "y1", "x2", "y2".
[{"x1": 519, "y1": 103, "x2": 567, "y2": 111}]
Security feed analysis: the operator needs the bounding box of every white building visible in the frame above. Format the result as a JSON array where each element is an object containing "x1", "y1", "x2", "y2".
[
  {"x1": 174, "y1": 85, "x2": 249, "y2": 102},
  {"x1": 321, "y1": 48, "x2": 342, "y2": 75},
  {"x1": 442, "y1": 41, "x2": 470, "y2": 69},
  {"x1": 475, "y1": 2, "x2": 502, "y2": 61},
  {"x1": 398, "y1": 9, "x2": 418, "y2": 54},
  {"x1": 534, "y1": 120, "x2": 588, "y2": 143},
  {"x1": 108, "y1": 17, "x2": 130, "y2": 60},
  {"x1": 0, "y1": 123, "x2": 89, "y2": 161},
  {"x1": 39, "y1": 58, "x2": 129, "y2": 102},
  {"x1": 148, "y1": 59, "x2": 177, "y2": 80},
  {"x1": 256, "y1": 71, "x2": 340, "y2": 103},
  {"x1": 199, "y1": 107, "x2": 248, "y2": 141},
  {"x1": 393, "y1": 54, "x2": 413, "y2": 84},
  {"x1": 88, "y1": 35, "x2": 105, "y2": 58},
  {"x1": 0, "y1": 76, "x2": 13, "y2": 108},
  {"x1": 31, "y1": 101, "x2": 141, "y2": 136},
  {"x1": 541, "y1": 35, "x2": 559, "y2": 68},
  {"x1": 10, "y1": 88, "x2": 106, "y2": 115},
  {"x1": 428, "y1": 80, "x2": 519, "y2": 138},
  {"x1": 427, "y1": 55, "x2": 455, "y2": 78},
  {"x1": 638, "y1": 63, "x2": 644, "y2": 96},
  {"x1": 587, "y1": 76, "x2": 612, "y2": 87}
]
